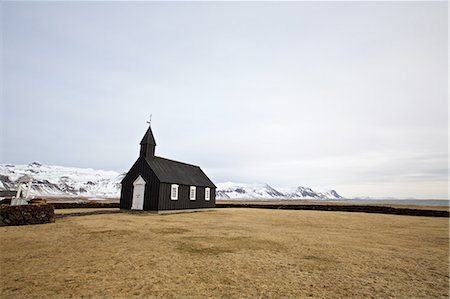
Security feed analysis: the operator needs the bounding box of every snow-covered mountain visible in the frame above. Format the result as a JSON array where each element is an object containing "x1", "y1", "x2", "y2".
[
  {"x1": 0, "y1": 162, "x2": 343, "y2": 200},
  {"x1": 0, "y1": 162, "x2": 124, "y2": 198},
  {"x1": 216, "y1": 182, "x2": 343, "y2": 200},
  {"x1": 216, "y1": 182, "x2": 285, "y2": 200}
]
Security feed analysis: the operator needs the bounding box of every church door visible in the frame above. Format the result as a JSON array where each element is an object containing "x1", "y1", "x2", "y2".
[{"x1": 131, "y1": 176, "x2": 146, "y2": 210}]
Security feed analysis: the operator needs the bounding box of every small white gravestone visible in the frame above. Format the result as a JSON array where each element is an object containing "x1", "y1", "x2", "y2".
[{"x1": 11, "y1": 175, "x2": 33, "y2": 206}]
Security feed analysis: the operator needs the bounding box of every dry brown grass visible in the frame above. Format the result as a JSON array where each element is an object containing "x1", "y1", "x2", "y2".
[
  {"x1": 1, "y1": 208, "x2": 448, "y2": 298},
  {"x1": 217, "y1": 200, "x2": 450, "y2": 211}
]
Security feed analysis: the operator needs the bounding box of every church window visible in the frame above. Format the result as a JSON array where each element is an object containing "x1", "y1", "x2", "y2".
[
  {"x1": 190, "y1": 186, "x2": 196, "y2": 200},
  {"x1": 205, "y1": 188, "x2": 210, "y2": 201},
  {"x1": 171, "y1": 184, "x2": 179, "y2": 200}
]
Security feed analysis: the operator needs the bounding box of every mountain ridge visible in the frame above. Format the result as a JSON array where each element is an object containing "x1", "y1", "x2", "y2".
[
  {"x1": 0, "y1": 162, "x2": 343, "y2": 200},
  {"x1": 0, "y1": 162, "x2": 124, "y2": 198},
  {"x1": 216, "y1": 182, "x2": 343, "y2": 200}
]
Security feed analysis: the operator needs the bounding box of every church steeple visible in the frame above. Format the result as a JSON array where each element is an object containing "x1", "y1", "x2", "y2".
[{"x1": 140, "y1": 118, "x2": 156, "y2": 159}]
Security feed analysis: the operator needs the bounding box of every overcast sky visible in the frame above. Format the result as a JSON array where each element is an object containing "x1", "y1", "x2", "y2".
[{"x1": 1, "y1": 1, "x2": 448, "y2": 199}]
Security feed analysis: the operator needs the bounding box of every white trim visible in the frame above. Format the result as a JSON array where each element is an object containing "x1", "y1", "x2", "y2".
[
  {"x1": 171, "y1": 184, "x2": 179, "y2": 200},
  {"x1": 205, "y1": 187, "x2": 210, "y2": 201},
  {"x1": 190, "y1": 186, "x2": 196, "y2": 201}
]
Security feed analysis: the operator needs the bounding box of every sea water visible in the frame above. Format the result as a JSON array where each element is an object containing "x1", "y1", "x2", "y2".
[{"x1": 328, "y1": 199, "x2": 449, "y2": 207}]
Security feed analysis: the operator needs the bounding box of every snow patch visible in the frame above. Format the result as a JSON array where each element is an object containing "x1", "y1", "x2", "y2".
[
  {"x1": 216, "y1": 182, "x2": 343, "y2": 200},
  {"x1": 0, "y1": 163, "x2": 344, "y2": 200},
  {"x1": 0, "y1": 162, "x2": 123, "y2": 198}
]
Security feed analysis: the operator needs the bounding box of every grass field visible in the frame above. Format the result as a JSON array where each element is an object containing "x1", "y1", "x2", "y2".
[
  {"x1": 1, "y1": 208, "x2": 448, "y2": 298},
  {"x1": 217, "y1": 200, "x2": 450, "y2": 211}
]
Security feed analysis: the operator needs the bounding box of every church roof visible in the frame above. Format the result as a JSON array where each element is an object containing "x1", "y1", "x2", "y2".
[
  {"x1": 140, "y1": 126, "x2": 156, "y2": 145},
  {"x1": 145, "y1": 156, "x2": 216, "y2": 188}
]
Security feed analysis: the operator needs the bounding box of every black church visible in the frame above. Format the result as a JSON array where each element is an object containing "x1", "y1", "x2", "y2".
[{"x1": 120, "y1": 124, "x2": 216, "y2": 212}]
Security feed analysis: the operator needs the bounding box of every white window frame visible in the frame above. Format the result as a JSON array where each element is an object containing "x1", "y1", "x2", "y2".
[
  {"x1": 190, "y1": 186, "x2": 196, "y2": 201},
  {"x1": 205, "y1": 187, "x2": 210, "y2": 201},
  {"x1": 171, "y1": 184, "x2": 179, "y2": 200}
]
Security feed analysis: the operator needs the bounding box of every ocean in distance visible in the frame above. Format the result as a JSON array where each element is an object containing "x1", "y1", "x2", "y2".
[{"x1": 329, "y1": 199, "x2": 449, "y2": 207}]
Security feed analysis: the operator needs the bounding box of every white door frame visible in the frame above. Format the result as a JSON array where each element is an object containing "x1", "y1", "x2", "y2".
[{"x1": 131, "y1": 176, "x2": 146, "y2": 210}]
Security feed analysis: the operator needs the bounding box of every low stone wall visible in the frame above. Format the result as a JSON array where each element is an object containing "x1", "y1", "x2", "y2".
[
  {"x1": 51, "y1": 202, "x2": 119, "y2": 209},
  {"x1": 0, "y1": 204, "x2": 55, "y2": 226},
  {"x1": 215, "y1": 203, "x2": 450, "y2": 218}
]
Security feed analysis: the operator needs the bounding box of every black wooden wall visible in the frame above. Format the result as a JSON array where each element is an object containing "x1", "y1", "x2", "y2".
[
  {"x1": 158, "y1": 183, "x2": 216, "y2": 210},
  {"x1": 120, "y1": 156, "x2": 160, "y2": 210},
  {"x1": 121, "y1": 157, "x2": 216, "y2": 211}
]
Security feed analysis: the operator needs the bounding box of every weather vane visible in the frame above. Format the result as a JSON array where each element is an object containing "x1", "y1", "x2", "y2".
[{"x1": 147, "y1": 114, "x2": 152, "y2": 126}]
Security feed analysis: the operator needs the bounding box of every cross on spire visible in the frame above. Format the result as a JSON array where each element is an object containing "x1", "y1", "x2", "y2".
[{"x1": 147, "y1": 114, "x2": 152, "y2": 126}]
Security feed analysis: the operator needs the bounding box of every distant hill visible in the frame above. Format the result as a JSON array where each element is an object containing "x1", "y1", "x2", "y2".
[
  {"x1": 0, "y1": 162, "x2": 124, "y2": 198},
  {"x1": 216, "y1": 182, "x2": 343, "y2": 200},
  {"x1": 0, "y1": 162, "x2": 343, "y2": 200}
]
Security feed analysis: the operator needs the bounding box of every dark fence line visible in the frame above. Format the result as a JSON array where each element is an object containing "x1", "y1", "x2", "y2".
[
  {"x1": 51, "y1": 202, "x2": 120, "y2": 209},
  {"x1": 215, "y1": 203, "x2": 449, "y2": 218},
  {"x1": 49, "y1": 201, "x2": 449, "y2": 218},
  {"x1": 55, "y1": 210, "x2": 122, "y2": 218}
]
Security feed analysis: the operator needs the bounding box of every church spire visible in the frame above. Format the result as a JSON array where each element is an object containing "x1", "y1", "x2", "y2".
[{"x1": 140, "y1": 116, "x2": 156, "y2": 159}]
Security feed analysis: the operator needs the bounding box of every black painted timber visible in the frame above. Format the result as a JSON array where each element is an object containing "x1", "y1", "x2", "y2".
[
  {"x1": 120, "y1": 156, "x2": 160, "y2": 210},
  {"x1": 158, "y1": 183, "x2": 215, "y2": 210},
  {"x1": 120, "y1": 125, "x2": 216, "y2": 211},
  {"x1": 215, "y1": 203, "x2": 449, "y2": 217}
]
